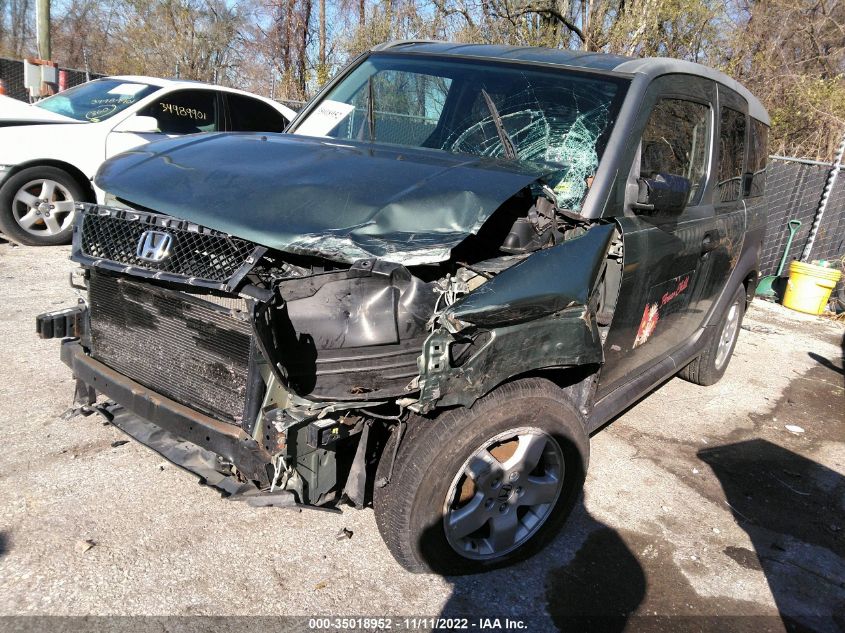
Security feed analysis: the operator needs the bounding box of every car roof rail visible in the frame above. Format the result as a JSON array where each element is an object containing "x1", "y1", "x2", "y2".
[{"x1": 371, "y1": 39, "x2": 442, "y2": 52}]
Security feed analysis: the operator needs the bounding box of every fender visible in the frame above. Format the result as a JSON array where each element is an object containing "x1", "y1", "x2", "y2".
[{"x1": 416, "y1": 225, "x2": 616, "y2": 411}]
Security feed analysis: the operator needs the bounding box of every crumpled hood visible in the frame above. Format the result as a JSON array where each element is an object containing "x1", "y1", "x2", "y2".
[{"x1": 95, "y1": 133, "x2": 553, "y2": 264}]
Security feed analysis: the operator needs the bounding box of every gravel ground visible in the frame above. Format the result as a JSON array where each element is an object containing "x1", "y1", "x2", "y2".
[{"x1": 0, "y1": 240, "x2": 843, "y2": 631}]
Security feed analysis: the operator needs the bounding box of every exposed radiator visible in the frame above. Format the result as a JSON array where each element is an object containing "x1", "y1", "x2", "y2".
[{"x1": 87, "y1": 271, "x2": 253, "y2": 425}]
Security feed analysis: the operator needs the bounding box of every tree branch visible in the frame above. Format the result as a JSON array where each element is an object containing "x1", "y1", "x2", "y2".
[{"x1": 506, "y1": 2, "x2": 586, "y2": 43}]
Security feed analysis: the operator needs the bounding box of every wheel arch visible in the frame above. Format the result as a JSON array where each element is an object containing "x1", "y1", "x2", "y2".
[
  {"x1": 742, "y1": 269, "x2": 759, "y2": 305},
  {"x1": 702, "y1": 257, "x2": 760, "y2": 329},
  {"x1": 1, "y1": 159, "x2": 95, "y2": 202},
  {"x1": 475, "y1": 365, "x2": 599, "y2": 422}
]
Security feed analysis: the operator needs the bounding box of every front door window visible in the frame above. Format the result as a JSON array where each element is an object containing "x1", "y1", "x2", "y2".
[{"x1": 641, "y1": 98, "x2": 711, "y2": 206}]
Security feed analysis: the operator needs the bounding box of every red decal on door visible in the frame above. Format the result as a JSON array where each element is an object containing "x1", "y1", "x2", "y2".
[
  {"x1": 632, "y1": 273, "x2": 691, "y2": 349},
  {"x1": 660, "y1": 275, "x2": 689, "y2": 307},
  {"x1": 634, "y1": 303, "x2": 660, "y2": 348}
]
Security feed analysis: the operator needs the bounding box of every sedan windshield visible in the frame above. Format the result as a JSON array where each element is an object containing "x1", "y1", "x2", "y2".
[
  {"x1": 35, "y1": 79, "x2": 158, "y2": 122},
  {"x1": 291, "y1": 53, "x2": 628, "y2": 210}
]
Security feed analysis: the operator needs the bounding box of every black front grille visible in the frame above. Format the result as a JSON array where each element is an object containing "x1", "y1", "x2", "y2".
[
  {"x1": 87, "y1": 271, "x2": 253, "y2": 425},
  {"x1": 77, "y1": 206, "x2": 260, "y2": 284}
]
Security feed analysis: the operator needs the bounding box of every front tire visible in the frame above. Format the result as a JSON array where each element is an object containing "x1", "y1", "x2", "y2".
[
  {"x1": 374, "y1": 378, "x2": 589, "y2": 574},
  {"x1": 0, "y1": 166, "x2": 86, "y2": 246}
]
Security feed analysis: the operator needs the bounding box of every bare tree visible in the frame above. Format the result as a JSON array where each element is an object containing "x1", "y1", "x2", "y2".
[
  {"x1": 5, "y1": 0, "x2": 33, "y2": 56},
  {"x1": 724, "y1": 0, "x2": 845, "y2": 159},
  {"x1": 0, "y1": 0, "x2": 7, "y2": 55},
  {"x1": 27, "y1": 0, "x2": 843, "y2": 159}
]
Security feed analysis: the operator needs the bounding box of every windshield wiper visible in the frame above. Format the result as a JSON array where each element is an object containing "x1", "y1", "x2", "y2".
[
  {"x1": 481, "y1": 88, "x2": 517, "y2": 160},
  {"x1": 366, "y1": 76, "x2": 376, "y2": 142}
]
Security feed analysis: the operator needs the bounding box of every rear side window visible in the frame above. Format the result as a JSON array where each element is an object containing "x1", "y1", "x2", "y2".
[
  {"x1": 227, "y1": 94, "x2": 289, "y2": 132},
  {"x1": 746, "y1": 118, "x2": 768, "y2": 197},
  {"x1": 718, "y1": 107, "x2": 746, "y2": 202},
  {"x1": 641, "y1": 98, "x2": 710, "y2": 205},
  {"x1": 140, "y1": 90, "x2": 219, "y2": 134}
]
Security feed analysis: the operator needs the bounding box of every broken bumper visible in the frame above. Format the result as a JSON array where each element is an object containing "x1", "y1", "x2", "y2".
[
  {"x1": 36, "y1": 305, "x2": 86, "y2": 339},
  {"x1": 59, "y1": 340, "x2": 274, "y2": 487}
]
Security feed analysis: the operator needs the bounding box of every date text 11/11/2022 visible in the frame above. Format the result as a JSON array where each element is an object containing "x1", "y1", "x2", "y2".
[{"x1": 307, "y1": 618, "x2": 528, "y2": 630}]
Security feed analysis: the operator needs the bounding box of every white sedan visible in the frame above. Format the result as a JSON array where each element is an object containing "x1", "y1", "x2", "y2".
[{"x1": 0, "y1": 76, "x2": 296, "y2": 245}]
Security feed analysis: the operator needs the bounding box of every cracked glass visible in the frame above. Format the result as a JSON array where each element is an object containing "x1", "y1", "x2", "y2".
[{"x1": 292, "y1": 54, "x2": 628, "y2": 211}]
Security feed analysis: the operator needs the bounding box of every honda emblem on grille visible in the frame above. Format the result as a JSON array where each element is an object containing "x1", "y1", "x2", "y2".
[{"x1": 136, "y1": 230, "x2": 174, "y2": 263}]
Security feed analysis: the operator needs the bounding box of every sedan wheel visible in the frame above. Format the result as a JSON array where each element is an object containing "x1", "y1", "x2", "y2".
[
  {"x1": 0, "y1": 166, "x2": 86, "y2": 246},
  {"x1": 12, "y1": 178, "x2": 77, "y2": 238}
]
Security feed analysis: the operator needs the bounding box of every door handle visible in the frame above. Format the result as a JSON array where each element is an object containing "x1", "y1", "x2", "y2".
[{"x1": 701, "y1": 232, "x2": 718, "y2": 254}]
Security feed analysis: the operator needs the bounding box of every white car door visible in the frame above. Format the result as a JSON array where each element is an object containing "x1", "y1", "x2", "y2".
[{"x1": 105, "y1": 88, "x2": 221, "y2": 159}]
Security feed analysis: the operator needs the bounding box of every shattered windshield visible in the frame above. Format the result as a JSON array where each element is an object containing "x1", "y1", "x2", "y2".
[
  {"x1": 291, "y1": 53, "x2": 628, "y2": 210},
  {"x1": 35, "y1": 79, "x2": 158, "y2": 122}
]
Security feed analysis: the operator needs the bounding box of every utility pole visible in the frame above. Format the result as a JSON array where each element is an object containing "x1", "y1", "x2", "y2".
[
  {"x1": 318, "y1": 0, "x2": 327, "y2": 85},
  {"x1": 36, "y1": 0, "x2": 51, "y2": 60},
  {"x1": 319, "y1": 0, "x2": 326, "y2": 67}
]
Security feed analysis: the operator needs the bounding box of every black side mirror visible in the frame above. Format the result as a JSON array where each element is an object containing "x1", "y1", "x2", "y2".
[{"x1": 633, "y1": 173, "x2": 692, "y2": 214}]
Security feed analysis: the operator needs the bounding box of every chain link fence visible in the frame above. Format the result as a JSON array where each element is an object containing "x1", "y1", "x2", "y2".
[
  {"x1": 0, "y1": 57, "x2": 103, "y2": 102},
  {"x1": 761, "y1": 156, "x2": 845, "y2": 300}
]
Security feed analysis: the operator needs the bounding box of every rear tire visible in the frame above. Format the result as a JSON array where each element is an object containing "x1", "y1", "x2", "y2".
[
  {"x1": 679, "y1": 284, "x2": 745, "y2": 386},
  {"x1": 0, "y1": 166, "x2": 86, "y2": 246},
  {"x1": 374, "y1": 378, "x2": 589, "y2": 574}
]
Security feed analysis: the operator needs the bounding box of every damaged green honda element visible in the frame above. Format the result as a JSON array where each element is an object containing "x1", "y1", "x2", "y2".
[{"x1": 37, "y1": 41, "x2": 769, "y2": 574}]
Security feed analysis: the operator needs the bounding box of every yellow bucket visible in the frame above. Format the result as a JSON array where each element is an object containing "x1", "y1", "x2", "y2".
[{"x1": 782, "y1": 261, "x2": 842, "y2": 315}]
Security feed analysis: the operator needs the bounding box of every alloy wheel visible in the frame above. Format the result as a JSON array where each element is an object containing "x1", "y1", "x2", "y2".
[
  {"x1": 11, "y1": 178, "x2": 77, "y2": 237},
  {"x1": 715, "y1": 300, "x2": 740, "y2": 370},
  {"x1": 443, "y1": 428, "x2": 564, "y2": 560}
]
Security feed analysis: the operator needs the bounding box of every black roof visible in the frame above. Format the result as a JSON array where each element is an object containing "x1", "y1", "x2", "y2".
[
  {"x1": 376, "y1": 41, "x2": 633, "y2": 71},
  {"x1": 373, "y1": 41, "x2": 769, "y2": 124}
]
